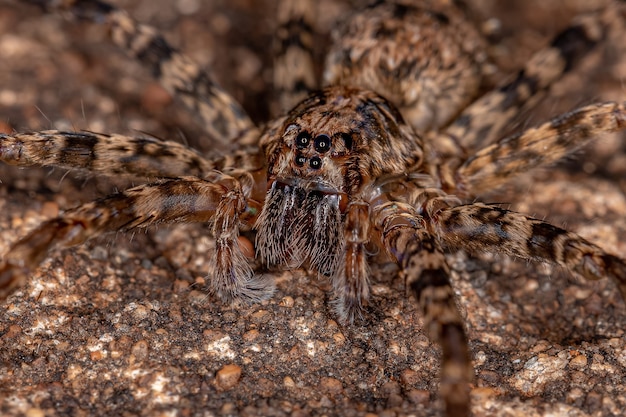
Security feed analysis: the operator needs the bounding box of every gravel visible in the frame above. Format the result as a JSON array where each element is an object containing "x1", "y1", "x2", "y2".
[{"x1": 1, "y1": 1, "x2": 625, "y2": 416}]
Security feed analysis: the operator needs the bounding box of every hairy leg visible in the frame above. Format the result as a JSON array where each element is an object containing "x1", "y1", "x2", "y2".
[
  {"x1": 452, "y1": 101, "x2": 625, "y2": 196},
  {"x1": 24, "y1": 0, "x2": 259, "y2": 147},
  {"x1": 372, "y1": 198, "x2": 472, "y2": 417},
  {"x1": 273, "y1": 0, "x2": 317, "y2": 115},
  {"x1": 332, "y1": 201, "x2": 370, "y2": 323},
  {"x1": 425, "y1": 202, "x2": 626, "y2": 300},
  {"x1": 210, "y1": 174, "x2": 273, "y2": 303},
  {"x1": 0, "y1": 131, "x2": 214, "y2": 179},
  {"x1": 0, "y1": 174, "x2": 263, "y2": 300},
  {"x1": 438, "y1": 2, "x2": 623, "y2": 161},
  {"x1": 0, "y1": 130, "x2": 266, "y2": 181}
]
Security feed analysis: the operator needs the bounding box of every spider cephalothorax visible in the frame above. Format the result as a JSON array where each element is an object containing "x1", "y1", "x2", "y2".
[
  {"x1": 1, "y1": 1, "x2": 625, "y2": 416},
  {"x1": 263, "y1": 86, "x2": 425, "y2": 193},
  {"x1": 257, "y1": 86, "x2": 426, "y2": 283}
]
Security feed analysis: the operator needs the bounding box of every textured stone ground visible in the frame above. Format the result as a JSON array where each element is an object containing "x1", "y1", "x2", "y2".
[{"x1": 0, "y1": 1, "x2": 625, "y2": 416}]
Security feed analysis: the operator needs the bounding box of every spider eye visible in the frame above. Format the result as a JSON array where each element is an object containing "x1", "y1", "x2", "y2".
[
  {"x1": 314, "y1": 134, "x2": 331, "y2": 153},
  {"x1": 295, "y1": 154, "x2": 307, "y2": 167},
  {"x1": 296, "y1": 132, "x2": 310, "y2": 148},
  {"x1": 340, "y1": 132, "x2": 353, "y2": 150},
  {"x1": 309, "y1": 156, "x2": 322, "y2": 170}
]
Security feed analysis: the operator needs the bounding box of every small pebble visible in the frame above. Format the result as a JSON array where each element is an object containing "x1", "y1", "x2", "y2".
[{"x1": 215, "y1": 364, "x2": 242, "y2": 390}]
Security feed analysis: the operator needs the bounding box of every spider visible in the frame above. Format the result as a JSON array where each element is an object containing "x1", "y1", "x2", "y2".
[{"x1": 1, "y1": 0, "x2": 625, "y2": 416}]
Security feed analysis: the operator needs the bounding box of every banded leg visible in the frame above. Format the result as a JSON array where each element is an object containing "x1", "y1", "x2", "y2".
[
  {"x1": 0, "y1": 175, "x2": 263, "y2": 300},
  {"x1": 439, "y1": 2, "x2": 622, "y2": 159},
  {"x1": 26, "y1": 0, "x2": 258, "y2": 147},
  {"x1": 372, "y1": 199, "x2": 472, "y2": 417},
  {"x1": 426, "y1": 202, "x2": 626, "y2": 300},
  {"x1": 453, "y1": 101, "x2": 626, "y2": 196},
  {"x1": 210, "y1": 174, "x2": 274, "y2": 303},
  {"x1": 0, "y1": 131, "x2": 214, "y2": 179},
  {"x1": 0, "y1": 130, "x2": 267, "y2": 181},
  {"x1": 273, "y1": 0, "x2": 317, "y2": 115},
  {"x1": 332, "y1": 201, "x2": 370, "y2": 323}
]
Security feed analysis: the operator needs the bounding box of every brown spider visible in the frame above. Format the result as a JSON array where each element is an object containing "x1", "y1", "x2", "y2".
[{"x1": 1, "y1": 0, "x2": 625, "y2": 416}]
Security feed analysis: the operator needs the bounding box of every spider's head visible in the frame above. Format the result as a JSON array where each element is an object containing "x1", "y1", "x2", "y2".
[
  {"x1": 261, "y1": 85, "x2": 425, "y2": 197},
  {"x1": 255, "y1": 86, "x2": 424, "y2": 274}
]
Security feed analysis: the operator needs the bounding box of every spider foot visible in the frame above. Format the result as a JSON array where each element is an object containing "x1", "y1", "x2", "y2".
[
  {"x1": 0, "y1": 217, "x2": 89, "y2": 299},
  {"x1": 330, "y1": 263, "x2": 370, "y2": 325},
  {"x1": 331, "y1": 292, "x2": 366, "y2": 325},
  {"x1": 210, "y1": 273, "x2": 276, "y2": 305},
  {"x1": 209, "y1": 239, "x2": 275, "y2": 304},
  {"x1": 0, "y1": 261, "x2": 29, "y2": 300},
  {"x1": 578, "y1": 254, "x2": 626, "y2": 301},
  {"x1": 237, "y1": 274, "x2": 277, "y2": 304}
]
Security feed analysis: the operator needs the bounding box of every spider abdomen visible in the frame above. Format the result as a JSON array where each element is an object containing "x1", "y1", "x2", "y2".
[{"x1": 325, "y1": 1, "x2": 489, "y2": 131}]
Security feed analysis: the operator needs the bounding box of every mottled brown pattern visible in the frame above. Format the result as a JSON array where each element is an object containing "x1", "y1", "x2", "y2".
[
  {"x1": 372, "y1": 198, "x2": 472, "y2": 416},
  {"x1": 0, "y1": 176, "x2": 231, "y2": 298},
  {"x1": 273, "y1": 0, "x2": 317, "y2": 113},
  {"x1": 1, "y1": 1, "x2": 625, "y2": 417},
  {"x1": 456, "y1": 102, "x2": 626, "y2": 195},
  {"x1": 0, "y1": 130, "x2": 213, "y2": 178},
  {"x1": 428, "y1": 203, "x2": 626, "y2": 291},
  {"x1": 261, "y1": 86, "x2": 425, "y2": 195},
  {"x1": 324, "y1": 0, "x2": 490, "y2": 132},
  {"x1": 333, "y1": 201, "x2": 370, "y2": 322},
  {"x1": 443, "y1": 6, "x2": 616, "y2": 155},
  {"x1": 105, "y1": 4, "x2": 258, "y2": 147}
]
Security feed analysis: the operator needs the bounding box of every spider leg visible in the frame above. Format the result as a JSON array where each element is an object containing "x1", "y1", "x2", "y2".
[
  {"x1": 436, "y1": 2, "x2": 624, "y2": 161},
  {"x1": 0, "y1": 130, "x2": 266, "y2": 181},
  {"x1": 0, "y1": 130, "x2": 212, "y2": 179},
  {"x1": 332, "y1": 201, "x2": 370, "y2": 323},
  {"x1": 273, "y1": 0, "x2": 317, "y2": 115},
  {"x1": 24, "y1": 0, "x2": 259, "y2": 148},
  {"x1": 372, "y1": 198, "x2": 472, "y2": 417},
  {"x1": 452, "y1": 101, "x2": 625, "y2": 196},
  {"x1": 0, "y1": 174, "x2": 267, "y2": 301},
  {"x1": 425, "y1": 201, "x2": 626, "y2": 301}
]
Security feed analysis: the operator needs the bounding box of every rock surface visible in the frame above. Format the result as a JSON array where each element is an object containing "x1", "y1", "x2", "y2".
[{"x1": 1, "y1": 1, "x2": 625, "y2": 416}]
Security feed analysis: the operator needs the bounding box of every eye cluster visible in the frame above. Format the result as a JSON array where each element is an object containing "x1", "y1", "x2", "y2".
[{"x1": 294, "y1": 131, "x2": 332, "y2": 170}]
